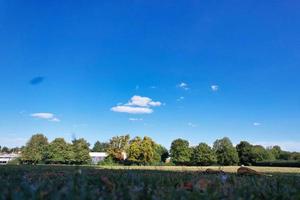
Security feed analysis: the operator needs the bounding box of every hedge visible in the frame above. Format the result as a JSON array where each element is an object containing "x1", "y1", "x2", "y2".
[{"x1": 254, "y1": 160, "x2": 300, "y2": 167}]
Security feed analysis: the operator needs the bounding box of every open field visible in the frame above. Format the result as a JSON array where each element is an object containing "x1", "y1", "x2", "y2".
[
  {"x1": 98, "y1": 165, "x2": 300, "y2": 174},
  {"x1": 1, "y1": 165, "x2": 300, "y2": 199}
]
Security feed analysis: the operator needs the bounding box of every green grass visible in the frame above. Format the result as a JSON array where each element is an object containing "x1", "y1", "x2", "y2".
[{"x1": 1, "y1": 165, "x2": 300, "y2": 199}]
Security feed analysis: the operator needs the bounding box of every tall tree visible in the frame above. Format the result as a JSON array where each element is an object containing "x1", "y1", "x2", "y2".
[
  {"x1": 21, "y1": 134, "x2": 48, "y2": 164},
  {"x1": 127, "y1": 136, "x2": 159, "y2": 165},
  {"x1": 170, "y1": 139, "x2": 191, "y2": 165},
  {"x1": 140, "y1": 136, "x2": 157, "y2": 164},
  {"x1": 107, "y1": 135, "x2": 130, "y2": 161},
  {"x1": 213, "y1": 137, "x2": 239, "y2": 166},
  {"x1": 72, "y1": 138, "x2": 91, "y2": 164},
  {"x1": 92, "y1": 141, "x2": 109, "y2": 152},
  {"x1": 154, "y1": 144, "x2": 169, "y2": 163},
  {"x1": 269, "y1": 145, "x2": 282, "y2": 159},
  {"x1": 46, "y1": 138, "x2": 74, "y2": 164},
  {"x1": 191, "y1": 143, "x2": 217, "y2": 166},
  {"x1": 127, "y1": 136, "x2": 143, "y2": 164},
  {"x1": 236, "y1": 141, "x2": 254, "y2": 165}
]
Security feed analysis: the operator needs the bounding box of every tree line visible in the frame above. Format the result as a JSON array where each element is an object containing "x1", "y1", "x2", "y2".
[
  {"x1": 0, "y1": 146, "x2": 22, "y2": 154},
  {"x1": 18, "y1": 133, "x2": 300, "y2": 166}
]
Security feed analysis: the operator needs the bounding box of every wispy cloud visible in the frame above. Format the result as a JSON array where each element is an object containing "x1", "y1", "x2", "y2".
[
  {"x1": 129, "y1": 118, "x2": 143, "y2": 121},
  {"x1": 112, "y1": 106, "x2": 153, "y2": 114},
  {"x1": 211, "y1": 85, "x2": 219, "y2": 92},
  {"x1": 188, "y1": 122, "x2": 198, "y2": 128},
  {"x1": 126, "y1": 95, "x2": 161, "y2": 107},
  {"x1": 111, "y1": 95, "x2": 162, "y2": 114},
  {"x1": 253, "y1": 122, "x2": 261, "y2": 126},
  {"x1": 177, "y1": 82, "x2": 189, "y2": 90},
  {"x1": 30, "y1": 112, "x2": 60, "y2": 122}
]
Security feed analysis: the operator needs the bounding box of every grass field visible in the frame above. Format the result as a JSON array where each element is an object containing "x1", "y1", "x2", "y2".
[
  {"x1": 1, "y1": 165, "x2": 300, "y2": 199},
  {"x1": 99, "y1": 165, "x2": 300, "y2": 174}
]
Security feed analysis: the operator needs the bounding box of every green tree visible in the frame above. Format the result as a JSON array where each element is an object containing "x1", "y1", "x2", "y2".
[
  {"x1": 154, "y1": 144, "x2": 169, "y2": 163},
  {"x1": 127, "y1": 136, "x2": 159, "y2": 165},
  {"x1": 213, "y1": 137, "x2": 239, "y2": 166},
  {"x1": 127, "y1": 136, "x2": 143, "y2": 164},
  {"x1": 191, "y1": 143, "x2": 217, "y2": 166},
  {"x1": 251, "y1": 145, "x2": 274, "y2": 162},
  {"x1": 279, "y1": 151, "x2": 291, "y2": 160},
  {"x1": 107, "y1": 135, "x2": 130, "y2": 161},
  {"x1": 21, "y1": 134, "x2": 49, "y2": 164},
  {"x1": 236, "y1": 141, "x2": 254, "y2": 165},
  {"x1": 1, "y1": 146, "x2": 10, "y2": 153},
  {"x1": 46, "y1": 138, "x2": 74, "y2": 164},
  {"x1": 140, "y1": 136, "x2": 157, "y2": 164},
  {"x1": 92, "y1": 141, "x2": 109, "y2": 152},
  {"x1": 269, "y1": 145, "x2": 282, "y2": 159},
  {"x1": 290, "y1": 152, "x2": 300, "y2": 160},
  {"x1": 72, "y1": 138, "x2": 91, "y2": 164},
  {"x1": 170, "y1": 139, "x2": 192, "y2": 165}
]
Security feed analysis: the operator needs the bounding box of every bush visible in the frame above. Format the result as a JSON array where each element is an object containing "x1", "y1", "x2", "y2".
[{"x1": 98, "y1": 156, "x2": 121, "y2": 166}]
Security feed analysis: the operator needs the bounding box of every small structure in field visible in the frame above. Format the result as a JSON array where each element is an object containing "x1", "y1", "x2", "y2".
[
  {"x1": 0, "y1": 153, "x2": 20, "y2": 165},
  {"x1": 89, "y1": 152, "x2": 108, "y2": 164},
  {"x1": 89, "y1": 152, "x2": 127, "y2": 164}
]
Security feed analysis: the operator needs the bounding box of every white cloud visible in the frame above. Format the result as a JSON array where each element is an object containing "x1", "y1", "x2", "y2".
[
  {"x1": 188, "y1": 122, "x2": 197, "y2": 128},
  {"x1": 253, "y1": 122, "x2": 261, "y2": 126},
  {"x1": 111, "y1": 105, "x2": 153, "y2": 114},
  {"x1": 30, "y1": 112, "x2": 60, "y2": 122},
  {"x1": 148, "y1": 101, "x2": 162, "y2": 106},
  {"x1": 31, "y1": 113, "x2": 54, "y2": 119},
  {"x1": 111, "y1": 95, "x2": 162, "y2": 114},
  {"x1": 129, "y1": 118, "x2": 143, "y2": 121},
  {"x1": 211, "y1": 85, "x2": 219, "y2": 91},
  {"x1": 178, "y1": 82, "x2": 189, "y2": 90},
  {"x1": 126, "y1": 95, "x2": 161, "y2": 107},
  {"x1": 254, "y1": 141, "x2": 300, "y2": 152}
]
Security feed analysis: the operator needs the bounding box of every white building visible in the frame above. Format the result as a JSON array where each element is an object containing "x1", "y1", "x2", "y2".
[
  {"x1": 89, "y1": 152, "x2": 108, "y2": 164},
  {"x1": 89, "y1": 152, "x2": 127, "y2": 164},
  {"x1": 0, "y1": 153, "x2": 20, "y2": 165}
]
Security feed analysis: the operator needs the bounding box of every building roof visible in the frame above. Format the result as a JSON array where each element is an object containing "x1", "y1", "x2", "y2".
[{"x1": 89, "y1": 152, "x2": 107, "y2": 157}]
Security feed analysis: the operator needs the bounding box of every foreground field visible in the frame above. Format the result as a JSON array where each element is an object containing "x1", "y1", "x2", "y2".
[{"x1": 1, "y1": 165, "x2": 300, "y2": 200}]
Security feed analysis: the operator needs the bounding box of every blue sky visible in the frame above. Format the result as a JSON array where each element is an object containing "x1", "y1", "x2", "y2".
[{"x1": 0, "y1": 1, "x2": 300, "y2": 151}]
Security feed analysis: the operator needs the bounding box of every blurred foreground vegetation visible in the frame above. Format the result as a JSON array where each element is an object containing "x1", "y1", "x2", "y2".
[{"x1": 1, "y1": 165, "x2": 300, "y2": 200}]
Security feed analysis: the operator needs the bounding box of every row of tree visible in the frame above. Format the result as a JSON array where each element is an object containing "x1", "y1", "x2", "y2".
[
  {"x1": 94, "y1": 135, "x2": 169, "y2": 165},
  {"x1": 21, "y1": 134, "x2": 91, "y2": 164},
  {"x1": 93, "y1": 136, "x2": 300, "y2": 166},
  {"x1": 19, "y1": 134, "x2": 300, "y2": 166},
  {"x1": 168, "y1": 138, "x2": 300, "y2": 166},
  {"x1": 0, "y1": 146, "x2": 22, "y2": 154}
]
